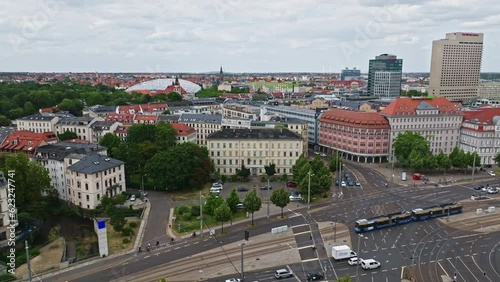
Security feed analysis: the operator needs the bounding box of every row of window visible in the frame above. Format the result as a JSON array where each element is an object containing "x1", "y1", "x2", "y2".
[
  {"x1": 215, "y1": 158, "x2": 295, "y2": 166},
  {"x1": 211, "y1": 150, "x2": 300, "y2": 157},
  {"x1": 218, "y1": 167, "x2": 292, "y2": 174},
  {"x1": 212, "y1": 142, "x2": 300, "y2": 149}
]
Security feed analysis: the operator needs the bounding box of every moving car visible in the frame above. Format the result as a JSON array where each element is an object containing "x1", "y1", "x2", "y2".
[
  {"x1": 355, "y1": 180, "x2": 361, "y2": 186},
  {"x1": 212, "y1": 183, "x2": 223, "y2": 189},
  {"x1": 237, "y1": 187, "x2": 248, "y2": 192},
  {"x1": 361, "y1": 259, "x2": 381, "y2": 270},
  {"x1": 275, "y1": 268, "x2": 293, "y2": 279},
  {"x1": 487, "y1": 187, "x2": 498, "y2": 194},
  {"x1": 289, "y1": 193, "x2": 302, "y2": 201},
  {"x1": 348, "y1": 257, "x2": 361, "y2": 265},
  {"x1": 261, "y1": 185, "x2": 272, "y2": 190},
  {"x1": 488, "y1": 171, "x2": 496, "y2": 176},
  {"x1": 474, "y1": 184, "x2": 484, "y2": 190},
  {"x1": 306, "y1": 272, "x2": 324, "y2": 281}
]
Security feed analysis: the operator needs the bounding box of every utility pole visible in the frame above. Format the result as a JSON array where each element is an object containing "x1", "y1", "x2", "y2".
[
  {"x1": 26, "y1": 240, "x2": 32, "y2": 282},
  {"x1": 472, "y1": 149, "x2": 476, "y2": 182},
  {"x1": 356, "y1": 235, "x2": 362, "y2": 282},
  {"x1": 308, "y1": 170, "x2": 313, "y2": 210},
  {"x1": 267, "y1": 176, "x2": 270, "y2": 219},
  {"x1": 200, "y1": 191, "x2": 203, "y2": 238},
  {"x1": 391, "y1": 147, "x2": 395, "y2": 182},
  {"x1": 240, "y1": 243, "x2": 245, "y2": 281}
]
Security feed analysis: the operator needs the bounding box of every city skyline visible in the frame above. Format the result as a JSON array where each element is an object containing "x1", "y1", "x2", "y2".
[{"x1": 1, "y1": 0, "x2": 500, "y2": 73}]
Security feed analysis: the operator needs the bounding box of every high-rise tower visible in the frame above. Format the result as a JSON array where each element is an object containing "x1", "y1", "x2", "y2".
[{"x1": 367, "y1": 54, "x2": 403, "y2": 98}]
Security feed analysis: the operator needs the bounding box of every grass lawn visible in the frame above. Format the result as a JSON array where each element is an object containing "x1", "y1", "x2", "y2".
[
  {"x1": 171, "y1": 185, "x2": 211, "y2": 201},
  {"x1": 107, "y1": 219, "x2": 140, "y2": 255},
  {"x1": 172, "y1": 208, "x2": 248, "y2": 236},
  {"x1": 249, "y1": 81, "x2": 295, "y2": 90}
]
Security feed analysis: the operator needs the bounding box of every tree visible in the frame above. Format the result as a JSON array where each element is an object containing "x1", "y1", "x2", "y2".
[
  {"x1": 0, "y1": 115, "x2": 11, "y2": 126},
  {"x1": 204, "y1": 193, "x2": 223, "y2": 216},
  {"x1": 48, "y1": 225, "x2": 61, "y2": 242},
  {"x1": 264, "y1": 163, "x2": 276, "y2": 180},
  {"x1": 337, "y1": 274, "x2": 352, "y2": 282},
  {"x1": 408, "y1": 150, "x2": 425, "y2": 171},
  {"x1": 270, "y1": 188, "x2": 290, "y2": 218},
  {"x1": 166, "y1": 92, "x2": 183, "y2": 102},
  {"x1": 226, "y1": 189, "x2": 240, "y2": 214},
  {"x1": 57, "y1": 130, "x2": 78, "y2": 141},
  {"x1": 494, "y1": 152, "x2": 500, "y2": 167},
  {"x1": 214, "y1": 201, "x2": 232, "y2": 233},
  {"x1": 393, "y1": 132, "x2": 430, "y2": 167},
  {"x1": 435, "y1": 151, "x2": 451, "y2": 172},
  {"x1": 467, "y1": 151, "x2": 481, "y2": 168},
  {"x1": 292, "y1": 155, "x2": 309, "y2": 181},
  {"x1": 235, "y1": 164, "x2": 251, "y2": 181},
  {"x1": 110, "y1": 213, "x2": 126, "y2": 232},
  {"x1": 243, "y1": 189, "x2": 262, "y2": 226},
  {"x1": 328, "y1": 152, "x2": 342, "y2": 173},
  {"x1": 99, "y1": 133, "x2": 121, "y2": 155},
  {"x1": 3, "y1": 153, "x2": 53, "y2": 207},
  {"x1": 449, "y1": 147, "x2": 463, "y2": 169}
]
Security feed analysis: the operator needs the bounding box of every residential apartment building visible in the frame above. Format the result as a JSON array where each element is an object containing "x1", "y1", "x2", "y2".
[
  {"x1": 368, "y1": 54, "x2": 403, "y2": 98},
  {"x1": 177, "y1": 114, "x2": 222, "y2": 146},
  {"x1": 460, "y1": 107, "x2": 500, "y2": 165},
  {"x1": 262, "y1": 105, "x2": 323, "y2": 147},
  {"x1": 0, "y1": 130, "x2": 58, "y2": 156},
  {"x1": 319, "y1": 109, "x2": 390, "y2": 163},
  {"x1": 207, "y1": 128, "x2": 303, "y2": 175},
  {"x1": 83, "y1": 105, "x2": 118, "y2": 118},
  {"x1": 221, "y1": 103, "x2": 260, "y2": 120},
  {"x1": 380, "y1": 97, "x2": 463, "y2": 159},
  {"x1": 35, "y1": 142, "x2": 108, "y2": 201},
  {"x1": 90, "y1": 121, "x2": 123, "y2": 143},
  {"x1": 66, "y1": 154, "x2": 125, "y2": 209},
  {"x1": 16, "y1": 112, "x2": 69, "y2": 133},
  {"x1": 428, "y1": 32, "x2": 484, "y2": 101},
  {"x1": 251, "y1": 116, "x2": 308, "y2": 156},
  {"x1": 55, "y1": 116, "x2": 104, "y2": 141},
  {"x1": 170, "y1": 123, "x2": 197, "y2": 144},
  {"x1": 221, "y1": 118, "x2": 252, "y2": 129},
  {"x1": 478, "y1": 81, "x2": 500, "y2": 103}
]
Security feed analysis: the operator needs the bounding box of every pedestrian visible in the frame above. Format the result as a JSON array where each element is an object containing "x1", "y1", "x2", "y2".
[{"x1": 156, "y1": 241, "x2": 159, "y2": 247}]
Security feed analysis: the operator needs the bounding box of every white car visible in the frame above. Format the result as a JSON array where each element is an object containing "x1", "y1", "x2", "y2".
[
  {"x1": 348, "y1": 257, "x2": 361, "y2": 265},
  {"x1": 212, "y1": 183, "x2": 223, "y2": 189},
  {"x1": 129, "y1": 195, "x2": 136, "y2": 201},
  {"x1": 488, "y1": 171, "x2": 496, "y2": 176},
  {"x1": 320, "y1": 153, "x2": 327, "y2": 157},
  {"x1": 341, "y1": 181, "x2": 347, "y2": 187},
  {"x1": 289, "y1": 194, "x2": 302, "y2": 201},
  {"x1": 361, "y1": 259, "x2": 381, "y2": 270},
  {"x1": 487, "y1": 188, "x2": 498, "y2": 194},
  {"x1": 225, "y1": 279, "x2": 240, "y2": 282}
]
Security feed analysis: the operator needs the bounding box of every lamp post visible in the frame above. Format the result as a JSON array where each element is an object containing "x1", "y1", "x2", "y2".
[
  {"x1": 391, "y1": 147, "x2": 395, "y2": 182},
  {"x1": 141, "y1": 173, "x2": 146, "y2": 197},
  {"x1": 356, "y1": 234, "x2": 367, "y2": 282},
  {"x1": 471, "y1": 149, "x2": 476, "y2": 182},
  {"x1": 267, "y1": 176, "x2": 270, "y2": 219},
  {"x1": 200, "y1": 191, "x2": 203, "y2": 238},
  {"x1": 240, "y1": 243, "x2": 245, "y2": 281},
  {"x1": 308, "y1": 170, "x2": 314, "y2": 210}
]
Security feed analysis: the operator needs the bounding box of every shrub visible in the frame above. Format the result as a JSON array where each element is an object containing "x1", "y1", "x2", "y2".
[
  {"x1": 122, "y1": 238, "x2": 130, "y2": 244},
  {"x1": 128, "y1": 221, "x2": 138, "y2": 228},
  {"x1": 221, "y1": 175, "x2": 228, "y2": 183},
  {"x1": 229, "y1": 175, "x2": 238, "y2": 182},
  {"x1": 121, "y1": 227, "x2": 133, "y2": 236},
  {"x1": 260, "y1": 176, "x2": 267, "y2": 182},
  {"x1": 181, "y1": 211, "x2": 192, "y2": 221},
  {"x1": 191, "y1": 205, "x2": 201, "y2": 217},
  {"x1": 0, "y1": 273, "x2": 16, "y2": 282},
  {"x1": 175, "y1": 205, "x2": 190, "y2": 216}
]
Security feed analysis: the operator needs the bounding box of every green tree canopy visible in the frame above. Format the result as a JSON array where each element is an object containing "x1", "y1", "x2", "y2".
[
  {"x1": 270, "y1": 187, "x2": 290, "y2": 218},
  {"x1": 243, "y1": 189, "x2": 262, "y2": 226},
  {"x1": 235, "y1": 164, "x2": 251, "y2": 181},
  {"x1": 328, "y1": 152, "x2": 342, "y2": 173},
  {"x1": 226, "y1": 188, "x2": 240, "y2": 214},
  {"x1": 393, "y1": 132, "x2": 430, "y2": 167},
  {"x1": 204, "y1": 193, "x2": 224, "y2": 216},
  {"x1": 166, "y1": 92, "x2": 183, "y2": 102},
  {"x1": 57, "y1": 130, "x2": 78, "y2": 141},
  {"x1": 264, "y1": 163, "x2": 276, "y2": 178},
  {"x1": 0, "y1": 115, "x2": 11, "y2": 126},
  {"x1": 214, "y1": 201, "x2": 232, "y2": 233},
  {"x1": 494, "y1": 152, "x2": 500, "y2": 167},
  {"x1": 99, "y1": 133, "x2": 121, "y2": 155}
]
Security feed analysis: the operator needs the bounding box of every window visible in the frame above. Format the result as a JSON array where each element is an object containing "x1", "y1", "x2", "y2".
[{"x1": 85, "y1": 183, "x2": 89, "y2": 190}]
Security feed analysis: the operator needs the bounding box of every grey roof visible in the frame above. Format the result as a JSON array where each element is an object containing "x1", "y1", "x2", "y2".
[
  {"x1": 167, "y1": 101, "x2": 194, "y2": 107},
  {"x1": 158, "y1": 115, "x2": 181, "y2": 122},
  {"x1": 68, "y1": 154, "x2": 124, "y2": 174},
  {"x1": 35, "y1": 142, "x2": 107, "y2": 161},
  {"x1": 207, "y1": 128, "x2": 302, "y2": 140},
  {"x1": 17, "y1": 113, "x2": 61, "y2": 121},
  {"x1": 0, "y1": 126, "x2": 15, "y2": 144},
  {"x1": 266, "y1": 105, "x2": 317, "y2": 115},
  {"x1": 179, "y1": 114, "x2": 222, "y2": 124},
  {"x1": 57, "y1": 116, "x2": 95, "y2": 125},
  {"x1": 90, "y1": 121, "x2": 118, "y2": 129},
  {"x1": 191, "y1": 98, "x2": 219, "y2": 105},
  {"x1": 416, "y1": 101, "x2": 437, "y2": 110},
  {"x1": 89, "y1": 105, "x2": 118, "y2": 113}
]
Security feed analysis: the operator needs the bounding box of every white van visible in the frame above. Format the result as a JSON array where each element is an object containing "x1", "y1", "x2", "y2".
[
  {"x1": 361, "y1": 259, "x2": 380, "y2": 270},
  {"x1": 275, "y1": 268, "x2": 293, "y2": 279}
]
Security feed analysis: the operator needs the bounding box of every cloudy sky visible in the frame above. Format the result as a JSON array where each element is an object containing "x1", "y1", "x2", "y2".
[{"x1": 1, "y1": 0, "x2": 499, "y2": 73}]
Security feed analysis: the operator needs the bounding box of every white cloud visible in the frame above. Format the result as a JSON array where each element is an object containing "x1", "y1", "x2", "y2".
[{"x1": 0, "y1": 0, "x2": 499, "y2": 72}]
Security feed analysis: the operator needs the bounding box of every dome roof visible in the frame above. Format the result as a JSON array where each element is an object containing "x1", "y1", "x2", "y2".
[{"x1": 127, "y1": 78, "x2": 201, "y2": 94}]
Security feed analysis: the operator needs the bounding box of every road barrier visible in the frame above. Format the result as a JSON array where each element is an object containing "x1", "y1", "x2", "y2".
[{"x1": 271, "y1": 225, "x2": 288, "y2": 234}]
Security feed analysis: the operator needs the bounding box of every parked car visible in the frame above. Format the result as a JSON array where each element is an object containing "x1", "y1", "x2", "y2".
[
  {"x1": 361, "y1": 259, "x2": 381, "y2": 270},
  {"x1": 348, "y1": 257, "x2": 361, "y2": 265},
  {"x1": 286, "y1": 181, "x2": 298, "y2": 188},
  {"x1": 348, "y1": 181, "x2": 354, "y2": 186},
  {"x1": 487, "y1": 188, "x2": 498, "y2": 194},
  {"x1": 320, "y1": 153, "x2": 327, "y2": 157},
  {"x1": 306, "y1": 272, "x2": 324, "y2": 281},
  {"x1": 237, "y1": 187, "x2": 248, "y2": 192},
  {"x1": 275, "y1": 268, "x2": 293, "y2": 279},
  {"x1": 488, "y1": 171, "x2": 496, "y2": 176},
  {"x1": 237, "y1": 202, "x2": 245, "y2": 209},
  {"x1": 341, "y1": 181, "x2": 347, "y2": 187},
  {"x1": 261, "y1": 185, "x2": 272, "y2": 190},
  {"x1": 474, "y1": 184, "x2": 484, "y2": 190},
  {"x1": 314, "y1": 151, "x2": 320, "y2": 155},
  {"x1": 225, "y1": 279, "x2": 240, "y2": 282},
  {"x1": 355, "y1": 180, "x2": 361, "y2": 186},
  {"x1": 212, "y1": 183, "x2": 223, "y2": 190},
  {"x1": 129, "y1": 195, "x2": 136, "y2": 201},
  {"x1": 289, "y1": 193, "x2": 302, "y2": 201}
]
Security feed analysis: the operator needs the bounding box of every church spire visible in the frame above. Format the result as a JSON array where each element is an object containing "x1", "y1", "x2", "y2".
[{"x1": 220, "y1": 66, "x2": 223, "y2": 75}]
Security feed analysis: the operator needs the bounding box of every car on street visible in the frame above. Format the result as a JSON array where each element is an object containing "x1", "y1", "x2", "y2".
[
  {"x1": 320, "y1": 153, "x2": 327, "y2": 157},
  {"x1": 286, "y1": 181, "x2": 297, "y2": 188},
  {"x1": 314, "y1": 151, "x2": 320, "y2": 155},
  {"x1": 487, "y1": 187, "x2": 498, "y2": 194},
  {"x1": 474, "y1": 184, "x2": 484, "y2": 190},
  {"x1": 306, "y1": 272, "x2": 324, "y2": 281},
  {"x1": 237, "y1": 202, "x2": 245, "y2": 209},
  {"x1": 212, "y1": 183, "x2": 223, "y2": 190},
  {"x1": 289, "y1": 193, "x2": 302, "y2": 201},
  {"x1": 361, "y1": 259, "x2": 381, "y2": 270},
  {"x1": 225, "y1": 279, "x2": 240, "y2": 282},
  {"x1": 488, "y1": 171, "x2": 496, "y2": 176},
  {"x1": 348, "y1": 257, "x2": 361, "y2": 265},
  {"x1": 341, "y1": 181, "x2": 346, "y2": 187},
  {"x1": 355, "y1": 180, "x2": 361, "y2": 186},
  {"x1": 348, "y1": 181, "x2": 354, "y2": 186},
  {"x1": 261, "y1": 185, "x2": 272, "y2": 190},
  {"x1": 275, "y1": 268, "x2": 293, "y2": 279},
  {"x1": 129, "y1": 195, "x2": 136, "y2": 201},
  {"x1": 237, "y1": 187, "x2": 248, "y2": 192}
]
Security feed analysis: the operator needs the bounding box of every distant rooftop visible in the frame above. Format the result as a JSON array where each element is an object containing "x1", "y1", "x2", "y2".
[
  {"x1": 207, "y1": 128, "x2": 302, "y2": 140},
  {"x1": 67, "y1": 154, "x2": 124, "y2": 174},
  {"x1": 178, "y1": 114, "x2": 222, "y2": 124}
]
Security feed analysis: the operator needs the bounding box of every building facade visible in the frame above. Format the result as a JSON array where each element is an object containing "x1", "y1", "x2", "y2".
[
  {"x1": 428, "y1": 32, "x2": 484, "y2": 102},
  {"x1": 177, "y1": 114, "x2": 222, "y2": 146},
  {"x1": 90, "y1": 121, "x2": 123, "y2": 143},
  {"x1": 319, "y1": 109, "x2": 391, "y2": 163},
  {"x1": 478, "y1": 81, "x2": 500, "y2": 103},
  {"x1": 170, "y1": 123, "x2": 197, "y2": 144},
  {"x1": 35, "y1": 142, "x2": 108, "y2": 201},
  {"x1": 55, "y1": 116, "x2": 103, "y2": 141},
  {"x1": 207, "y1": 128, "x2": 303, "y2": 175},
  {"x1": 368, "y1": 54, "x2": 403, "y2": 98},
  {"x1": 16, "y1": 113, "x2": 63, "y2": 133},
  {"x1": 66, "y1": 154, "x2": 125, "y2": 209},
  {"x1": 460, "y1": 107, "x2": 500, "y2": 165},
  {"x1": 340, "y1": 67, "x2": 361, "y2": 81},
  {"x1": 380, "y1": 97, "x2": 463, "y2": 159},
  {"x1": 251, "y1": 116, "x2": 308, "y2": 156}
]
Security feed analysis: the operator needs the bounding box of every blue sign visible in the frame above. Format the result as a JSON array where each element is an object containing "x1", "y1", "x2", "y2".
[{"x1": 98, "y1": 220, "x2": 106, "y2": 229}]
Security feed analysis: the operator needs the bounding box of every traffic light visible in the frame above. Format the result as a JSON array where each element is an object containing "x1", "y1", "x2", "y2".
[{"x1": 245, "y1": 230, "x2": 249, "y2": 241}]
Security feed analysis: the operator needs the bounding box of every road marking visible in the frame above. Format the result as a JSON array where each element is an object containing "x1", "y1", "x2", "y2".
[
  {"x1": 458, "y1": 257, "x2": 480, "y2": 281},
  {"x1": 174, "y1": 247, "x2": 180, "y2": 250},
  {"x1": 298, "y1": 245, "x2": 315, "y2": 250},
  {"x1": 301, "y1": 258, "x2": 319, "y2": 263},
  {"x1": 144, "y1": 255, "x2": 150, "y2": 259},
  {"x1": 294, "y1": 231, "x2": 312, "y2": 236},
  {"x1": 453, "y1": 234, "x2": 481, "y2": 239}
]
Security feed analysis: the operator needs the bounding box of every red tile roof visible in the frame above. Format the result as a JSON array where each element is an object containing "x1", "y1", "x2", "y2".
[
  {"x1": 171, "y1": 123, "x2": 196, "y2": 136},
  {"x1": 320, "y1": 109, "x2": 390, "y2": 129},
  {"x1": 462, "y1": 107, "x2": 500, "y2": 132},
  {"x1": 118, "y1": 105, "x2": 142, "y2": 114},
  {"x1": 0, "y1": 130, "x2": 58, "y2": 156},
  {"x1": 106, "y1": 113, "x2": 134, "y2": 124},
  {"x1": 380, "y1": 97, "x2": 462, "y2": 116},
  {"x1": 134, "y1": 115, "x2": 158, "y2": 122}
]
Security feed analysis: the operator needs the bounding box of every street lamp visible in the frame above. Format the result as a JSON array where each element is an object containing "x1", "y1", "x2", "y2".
[
  {"x1": 267, "y1": 175, "x2": 270, "y2": 219},
  {"x1": 200, "y1": 191, "x2": 203, "y2": 238},
  {"x1": 356, "y1": 234, "x2": 367, "y2": 282},
  {"x1": 308, "y1": 170, "x2": 314, "y2": 210},
  {"x1": 240, "y1": 243, "x2": 246, "y2": 281}
]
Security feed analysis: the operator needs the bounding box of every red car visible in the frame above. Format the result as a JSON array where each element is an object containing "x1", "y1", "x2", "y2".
[{"x1": 286, "y1": 181, "x2": 298, "y2": 188}]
